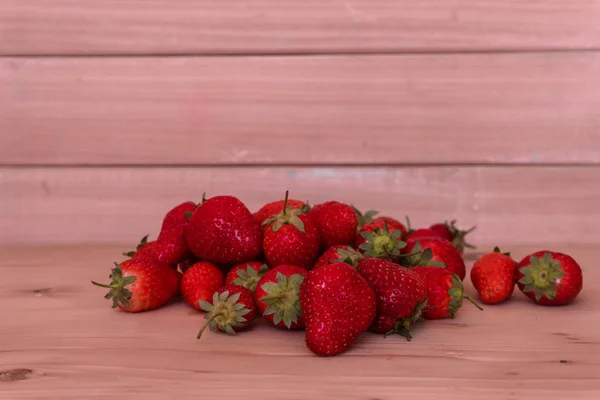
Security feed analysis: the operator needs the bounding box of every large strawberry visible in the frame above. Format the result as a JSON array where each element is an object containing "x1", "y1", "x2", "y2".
[
  {"x1": 197, "y1": 284, "x2": 257, "y2": 337},
  {"x1": 309, "y1": 201, "x2": 358, "y2": 250},
  {"x1": 355, "y1": 221, "x2": 406, "y2": 262},
  {"x1": 254, "y1": 198, "x2": 306, "y2": 226},
  {"x1": 187, "y1": 195, "x2": 263, "y2": 264},
  {"x1": 255, "y1": 264, "x2": 307, "y2": 329},
  {"x1": 181, "y1": 261, "x2": 225, "y2": 310},
  {"x1": 92, "y1": 259, "x2": 180, "y2": 312},
  {"x1": 430, "y1": 220, "x2": 476, "y2": 253},
  {"x1": 225, "y1": 261, "x2": 269, "y2": 293},
  {"x1": 471, "y1": 247, "x2": 518, "y2": 304},
  {"x1": 300, "y1": 262, "x2": 377, "y2": 356},
  {"x1": 516, "y1": 251, "x2": 583, "y2": 306},
  {"x1": 313, "y1": 245, "x2": 363, "y2": 270},
  {"x1": 413, "y1": 266, "x2": 482, "y2": 319},
  {"x1": 357, "y1": 258, "x2": 427, "y2": 339},
  {"x1": 262, "y1": 191, "x2": 320, "y2": 270},
  {"x1": 401, "y1": 237, "x2": 466, "y2": 281}
]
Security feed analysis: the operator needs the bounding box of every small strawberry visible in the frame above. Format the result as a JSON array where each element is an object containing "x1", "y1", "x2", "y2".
[
  {"x1": 309, "y1": 201, "x2": 358, "y2": 250},
  {"x1": 471, "y1": 247, "x2": 518, "y2": 304},
  {"x1": 262, "y1": 191, "x2": 320, "y2": 270},
  {"x1": 313, "y1": 245, "x2": 363, "y2": 270},
  {"x1": 357, "y1": 258, "x2": 427, "y2": 339},
  {"x1": 154, "y1": 201, "x2": 198, "y2": 264},
  {"x1": 225, "y1": 261, "x2": 269, "y2": 293},
  {"x1": 92, "y1": 259, "x2": 180, "y2": 313},
  {"x1": 401, "y1": 237, "x2": 466, "y2": 281},
  {"x1": 355, "y1": 221, "x2": 406, "y2": 262},
  {"x1": 197, "y1": 284, "x2": 257, "y2": 338},
  {"x1": 181, "y1": 261, "x2": 225, "y2": 310},
  {"x1": 430, "y1": 220, "x2": 476, "y2": 253},
  {"x1": 516, "y1": 250, "x2": 583, "y2": 306},
  {"x1": 254, "y1": 198, "x2": 306, "y2": 226},
  {"x1": 187, "y1": 195, "x2": 263, "y2": 264},
  {"x1": 413, "y1": 266, "x2": 482, "y2": 319},
  {"x1": 255, "y1": 264, "x2": 307, "y2": 329},
  {"x1": 351, "y1": 205, "x2": 379, "y2": 230},
  {"x1": 300, "y1": 262, "x2": 377, "y2": 356}
]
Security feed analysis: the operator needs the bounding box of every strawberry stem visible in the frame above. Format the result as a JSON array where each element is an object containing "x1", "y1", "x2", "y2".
[
  {"x1": 282, "y1": 190, "x2": 289, "y2": 217},
  {"x1": 464, "y1": 295, "x2": 484, "y2": 311},
  {"x1": 197, "y1": 312, "x2": 222, "y2": 339},
  {"x1": 90, "y1": 281, "x2": 115, "y2": 289}
]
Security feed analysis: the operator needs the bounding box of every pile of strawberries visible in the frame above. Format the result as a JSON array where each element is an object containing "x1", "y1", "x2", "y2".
[{"x1": 92, "y1": 192, "x2": 584, "y2": 357}]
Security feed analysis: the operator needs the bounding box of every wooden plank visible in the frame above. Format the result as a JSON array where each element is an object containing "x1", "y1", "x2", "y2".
[
  {"x1": 1, "y1": 53, "x2": 600, "y2": 165},
  {"x1": 1, "y1": 1, "x2": 600, "y2": 55},
  {"x1": 1, "y1": 166, "x2": 599, "y2": 245},
  {"x1": 0, "y1": 244, "x2": 598, "y2": 399}
]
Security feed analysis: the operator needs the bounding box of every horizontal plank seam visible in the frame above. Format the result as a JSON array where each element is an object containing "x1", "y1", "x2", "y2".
[{"x1": 3, "y1": 48, "x2": 600, "y2": 59}]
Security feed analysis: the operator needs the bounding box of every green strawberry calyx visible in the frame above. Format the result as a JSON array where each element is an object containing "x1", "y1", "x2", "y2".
[
  {"x1": 385, "y1": 297, "x2": 429, "y2": 341},
  {"x1": 91, "y1": 262, "x2": 137, "y2": 308},
  {"x1": 351, "y1": 205, "x2": 379, "y2": 230},
  {"x1": 198, "y1": 290, "x2": 252, "y2": 338},
  {"x1": 518, "y1": 252, "x2": 565, "y2": 301},
  {"x1": 258, "y1": 272, "x2": 305, "y2": 329},
  {"x1": 493, "y1": 246, "x2": 511, "y2": 257},
  {"x1": 358, "y1": 221, "x2": 406, "y2": 261},
  {"x1": 447, "y1": 274, "x2": 483, "y2": 318},
  {"x1": 332, "y1": 247, "x2": 364, "y2": 269},
  {"x1": 232, "y1": 264, "x2": 269, "y2": 293},
  {"x1": 399, "y1": 241, "x2": 447, "y2": 268},
  {"x1": 262, "y1": 190, "x2": 306, "y2": 233},
  {"x1": 447, "y1": 219, "x2": 476, "y2": 254},
  {"x1": 122, "y1": 234, "x2": 149, "y2": 257}
]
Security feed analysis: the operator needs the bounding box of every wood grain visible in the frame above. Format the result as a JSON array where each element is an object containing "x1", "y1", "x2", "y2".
[
  {"x1": 2, "y1": 53, "x2": 600, "y2": 165},
  {"x1": 1, "y1": 1, "x2": 600, "y2": 55},
  {"x1": 1, "y1": 166, "x2": 599, "y2": 245},
  {"x1": 0, "y1": 245, "x2": 598, "y2": 399}
]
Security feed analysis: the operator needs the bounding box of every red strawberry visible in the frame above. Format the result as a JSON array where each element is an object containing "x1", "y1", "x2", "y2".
[
  {"x1": 401, "y1": 237, "x2": 466, "y2": 281},
  {"x1": 351, "y1": 205, "x2": 380, "y2": 230},
  {"x1": 516, "y1": 250, "x2": 583, "y2": 306},
  {"x1": 313, "y1": 245, "x2": 363, "y2": 270},
  {"x1": 470, "y1": 247, "x2": 518, "y2": 304},
  {"x1": 197, "y1": 284, "x2": 257, "y2": 337},
  {"x1": 309, "y1": 201, "x2": 358, "y2": 250},
  {"x1": 255, "y1": 264, "x2": 307, "y2": 329},
  {"x1": 430, "y1": 220, "x2": 476, "y2": 253},
  {"x1": 181, "y1": 261, "x2": 225, "y2": 310},
  {"x1": 154, "y1": 201, "x2": 197, "y2": 264},
  {"x1": 357, "y1": 258, "x2": 427, "y2": 339},
  {"x1": 187, "y1": 195, "x2": 263, "y2": 264},
  {"x1": 355, "y1": 220, "x2": 406, "y2": 262},
  {"x1": 92, "y1": 259, "x2": 180, "y2": 313},
  {"x1": 405, "y1": 228, "x2": 445, "y2": 242},
  {"x1": 225, "y1": 261, "x2": 269, "y2": 293},
  {"x1": 300, "y1": 262, "x2": 377, "y2": 356},
  {"x1": 254, "y1": 198, "x2": 306, "y2": 226},
  {"x1": 413, "y1": 266, "x2": 482, "y2": 319},
  {"x1": 262, "y1": 191, "x2": 320, "y2": 270}
]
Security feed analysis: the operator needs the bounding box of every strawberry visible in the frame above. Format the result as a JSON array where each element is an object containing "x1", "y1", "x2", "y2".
[
  {"x1": 351, "y1": 205, "x2": 379, "y2": 230},
  {"x1": 357, "y1": 258, "x2": 427, "y2": 339},
  {"x1": 155, "y1": 201, "x2": 197, "y2": 264},
  {"x1": 309, "y1": 201, "x2": 358, "y2": 250},
  {"x1": 300, "y1": 262, "x2": 377, "y2": 356},
  {"x1": 313, "y1": 245, "x2": 363, "y2": 270},
  {"x1": 181, "y1": 261, "x2": 225, "y2": 310},
  {"x1": 254, "y1": 198, "x2": 306, "y2": 226},
  {"x1": 401, "y1": 237, "x2": 466, "y2": 281},
  {"x1": 470, "y1": 247, "x2": 518, "y2": 304},
  {"x1": 413, "y1": 266, "x2": 482, "y2": 319},
  {"x1": 92, "y1": 259, "x2": 180, "y2": 313},
  {"x1": 516, "y1": 250, "x2": 583, "y2": 306},
  {"x1": 225, "y1": 261, "x2": 269, "y2": 293},
  {"x1": 374, "y1": 217, "x2": 408, "y2": 237},
  {"x1": 186, "y1": 195, "x2": 263, "y2": 264},
  {"x1": 405, "y1": 228, "x2": 445, "y2": 242},
  {"x1": 430, "y1": 220, "x2": 476, "y2": 253},
  {"x1": 262, "y1": 191, "x2": 320, "y2": 270},
  {"x1": 197, "y1": 284, "x2": 257, "y2": 337},
  {"x1": 255, "y1": 264, "x2": 307, "y2": 329},
  {"x1": 354, "y1": 220, "x2": 406, "y2": 262}
]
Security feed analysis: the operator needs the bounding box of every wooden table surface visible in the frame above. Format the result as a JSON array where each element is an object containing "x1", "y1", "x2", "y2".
[{"x1": 1, "y1": 245, "x2": 598, "y2": 399}]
